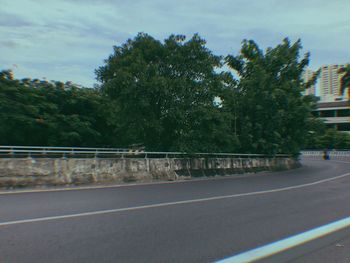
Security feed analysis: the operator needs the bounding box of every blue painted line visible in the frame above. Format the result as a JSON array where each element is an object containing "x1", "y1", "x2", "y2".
[{"x1": 214, "y1": 216, "x2": 350, "y2": 263}]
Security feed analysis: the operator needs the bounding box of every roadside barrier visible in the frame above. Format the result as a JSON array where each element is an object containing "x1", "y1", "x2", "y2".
[
  {"x1": 0, "y1": 146, "x2": 290, "y2": 159},
  {"x1": 301, "y1": 150, "x2": 350, "y2": 160}
]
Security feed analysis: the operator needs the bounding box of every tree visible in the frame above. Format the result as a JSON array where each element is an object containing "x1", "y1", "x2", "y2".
[
  {"x1": 314, "y1": 129, "x2": 350, "y2": 149},
  {"x1": 96, "y1": 33, "x2": 237, "y2": 152},
  {"x1": 303, "y1": 118, "x2": 326, "y2": 149},
  {"x1": 1, "y1": 34, "x2": 321, "y2": 154},
  {"x1": 0, "y1": 70, "x2": 108, "y2": 147},
  {"x1": 339, "y1": 64, "x2": 350, "y2": 98},
  {"x1": 0, "y1": 70, "x2": 44, "y2": 145},
  {"x1": 226, "y1": 38, "x2": 317, "y2": 155}
]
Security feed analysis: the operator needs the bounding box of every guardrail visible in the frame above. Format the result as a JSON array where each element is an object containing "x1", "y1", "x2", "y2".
[
  {"x1": 0, "y1": 145, "x2": 129, "y2": 152},
  {"x1": 0, "y1": 146, "x2": 290, "y2": 159},
  {"x1": 301, "y1": 150, "x2": 350, "y2": 160}
]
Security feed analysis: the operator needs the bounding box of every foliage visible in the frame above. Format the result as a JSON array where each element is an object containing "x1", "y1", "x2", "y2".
[
  {"x1": 339, "y1": 64, "x2": 350, "y2": 98},
  {"x1": 304, "y1": 128, "x2": 350, "y2": 149},
  {"x1": 96, "y1": 33, "x2": 236, "y2": 152},
  {"x1": 0, "y1": 70, "x2": 108, "y2": 146},
  {"x1": 226, "y1": 38, "x2": 318, "y2": 154},
  {"x1": 1, "y1": 34, "x2": 321, "y2": 154}
]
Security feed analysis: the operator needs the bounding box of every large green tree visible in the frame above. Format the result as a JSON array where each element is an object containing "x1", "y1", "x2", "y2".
[
  {"x1": 1, "y1": 34, "x2": 322, "y2": 154},
  {"x1": 96, "y1": 33, "x2": 236, "y2": 152},
  {"x1": 226, "y1": 38, "x2": 318, "y2": 155},
  {"x1": 0, "y1": 70, "x2": 107, "y2": 146},
  {"x1": 304, "y1": 128, "x2": 350, "y2": 149}
]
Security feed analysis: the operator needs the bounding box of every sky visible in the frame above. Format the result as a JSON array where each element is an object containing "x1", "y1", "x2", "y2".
[{"x1": 1, "y1": 0, "x2": 350, "y2": 88}]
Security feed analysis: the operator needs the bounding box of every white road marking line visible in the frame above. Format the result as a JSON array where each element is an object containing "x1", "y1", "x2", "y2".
[
  {"x1": 1, "y1": 171, "x2": 350, "y2": 227},
  {"x1": 214, "y1": 216, "x2": 350, "y2": 263}
]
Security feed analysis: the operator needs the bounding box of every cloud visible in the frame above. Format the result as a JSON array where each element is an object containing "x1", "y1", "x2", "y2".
[
  {"x1": 0, "y1": 12, "x2": 33, "y2": 27},
  {"x1": 0, "y1": 40, "x2": 19, "y2": 48},
  {"x1": 1, "y1": 0, "x2": 350, "y2": 87}
]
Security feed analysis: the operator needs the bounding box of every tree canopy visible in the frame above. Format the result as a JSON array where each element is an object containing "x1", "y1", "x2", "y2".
[
  {"x1": 1, "y1": 33, "x2": 322, "y2": 154},
  {"x1": 0, "y1": 70, "x2": 108, "y2": 146},
  {"x1": 226, "y1": 38, "x2": 318, "y2": 154},
  {"x1": 96, "y1": 33, "x2": 236, "y2": 152}
]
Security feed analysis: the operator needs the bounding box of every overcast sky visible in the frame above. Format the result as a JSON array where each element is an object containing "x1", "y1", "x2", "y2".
[{"x1": 1, "y1": 0, "x2": 350, "y2": 87}]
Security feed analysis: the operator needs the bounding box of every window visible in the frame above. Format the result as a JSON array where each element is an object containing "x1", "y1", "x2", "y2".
[
  {"x1": 320, "y1": 110, "x2": 335, "y2": 117},
  {"x1": 337, "y1": 109, "x2": 350, "y2": 117},
  {"x1": 337, "y1": 123, "x2": 350, "y2": 131}
]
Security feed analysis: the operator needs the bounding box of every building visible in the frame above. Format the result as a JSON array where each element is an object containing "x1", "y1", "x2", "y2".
[
  {"x1": 314, "y1": 101, "x2": 350, "y2": 132},
  {"x1": 319, "y1": 64, "x2": 347, "y2": 101},
  {"x1": 302, "y1": 68, "x2": 316, "y2": 96}
]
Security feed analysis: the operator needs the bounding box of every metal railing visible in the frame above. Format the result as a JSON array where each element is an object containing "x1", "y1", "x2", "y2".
[
  {"x1": 301, "y1": 150, "x2": 350, "y2": 160},
  {"x1": 0, "y1": 145, "x2": 128, "y2": 158},
  {"x1": 0, "y1": 146, "x2": 291, "y2": 159},
  {"x1": 0, "y1": 145, "x2": 129, "y2": 152}
]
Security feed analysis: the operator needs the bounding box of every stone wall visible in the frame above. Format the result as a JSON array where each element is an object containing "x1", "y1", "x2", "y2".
[{"x1": 0, "y1": 157, "x2": 300, "y2": 188}]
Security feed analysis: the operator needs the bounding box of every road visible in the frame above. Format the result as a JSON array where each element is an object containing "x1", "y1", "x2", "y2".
[{"x1": 0, "y1": 158, "x2": 350, "y2": 263}]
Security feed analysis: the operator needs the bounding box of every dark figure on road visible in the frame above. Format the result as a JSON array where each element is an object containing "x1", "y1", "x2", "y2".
[{"x1": 323, "y1": 150, "x2": 330, "y2": 160}]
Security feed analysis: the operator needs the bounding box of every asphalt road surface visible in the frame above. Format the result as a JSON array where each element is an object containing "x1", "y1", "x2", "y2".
[{"x1": 1, "y1": 158, "x2": 350, "y2": 263}]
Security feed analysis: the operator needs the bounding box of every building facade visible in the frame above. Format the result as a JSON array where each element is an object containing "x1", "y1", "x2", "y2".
[
  {"x1": 302, "y1": 68, "x2": 316, "y2": 96},
  {"x1": 314, "y1": 101, "x2": 350, "y2": 132},
  {"x1": 319, "y1": 64, "x2": 346, "y2": 101}
]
